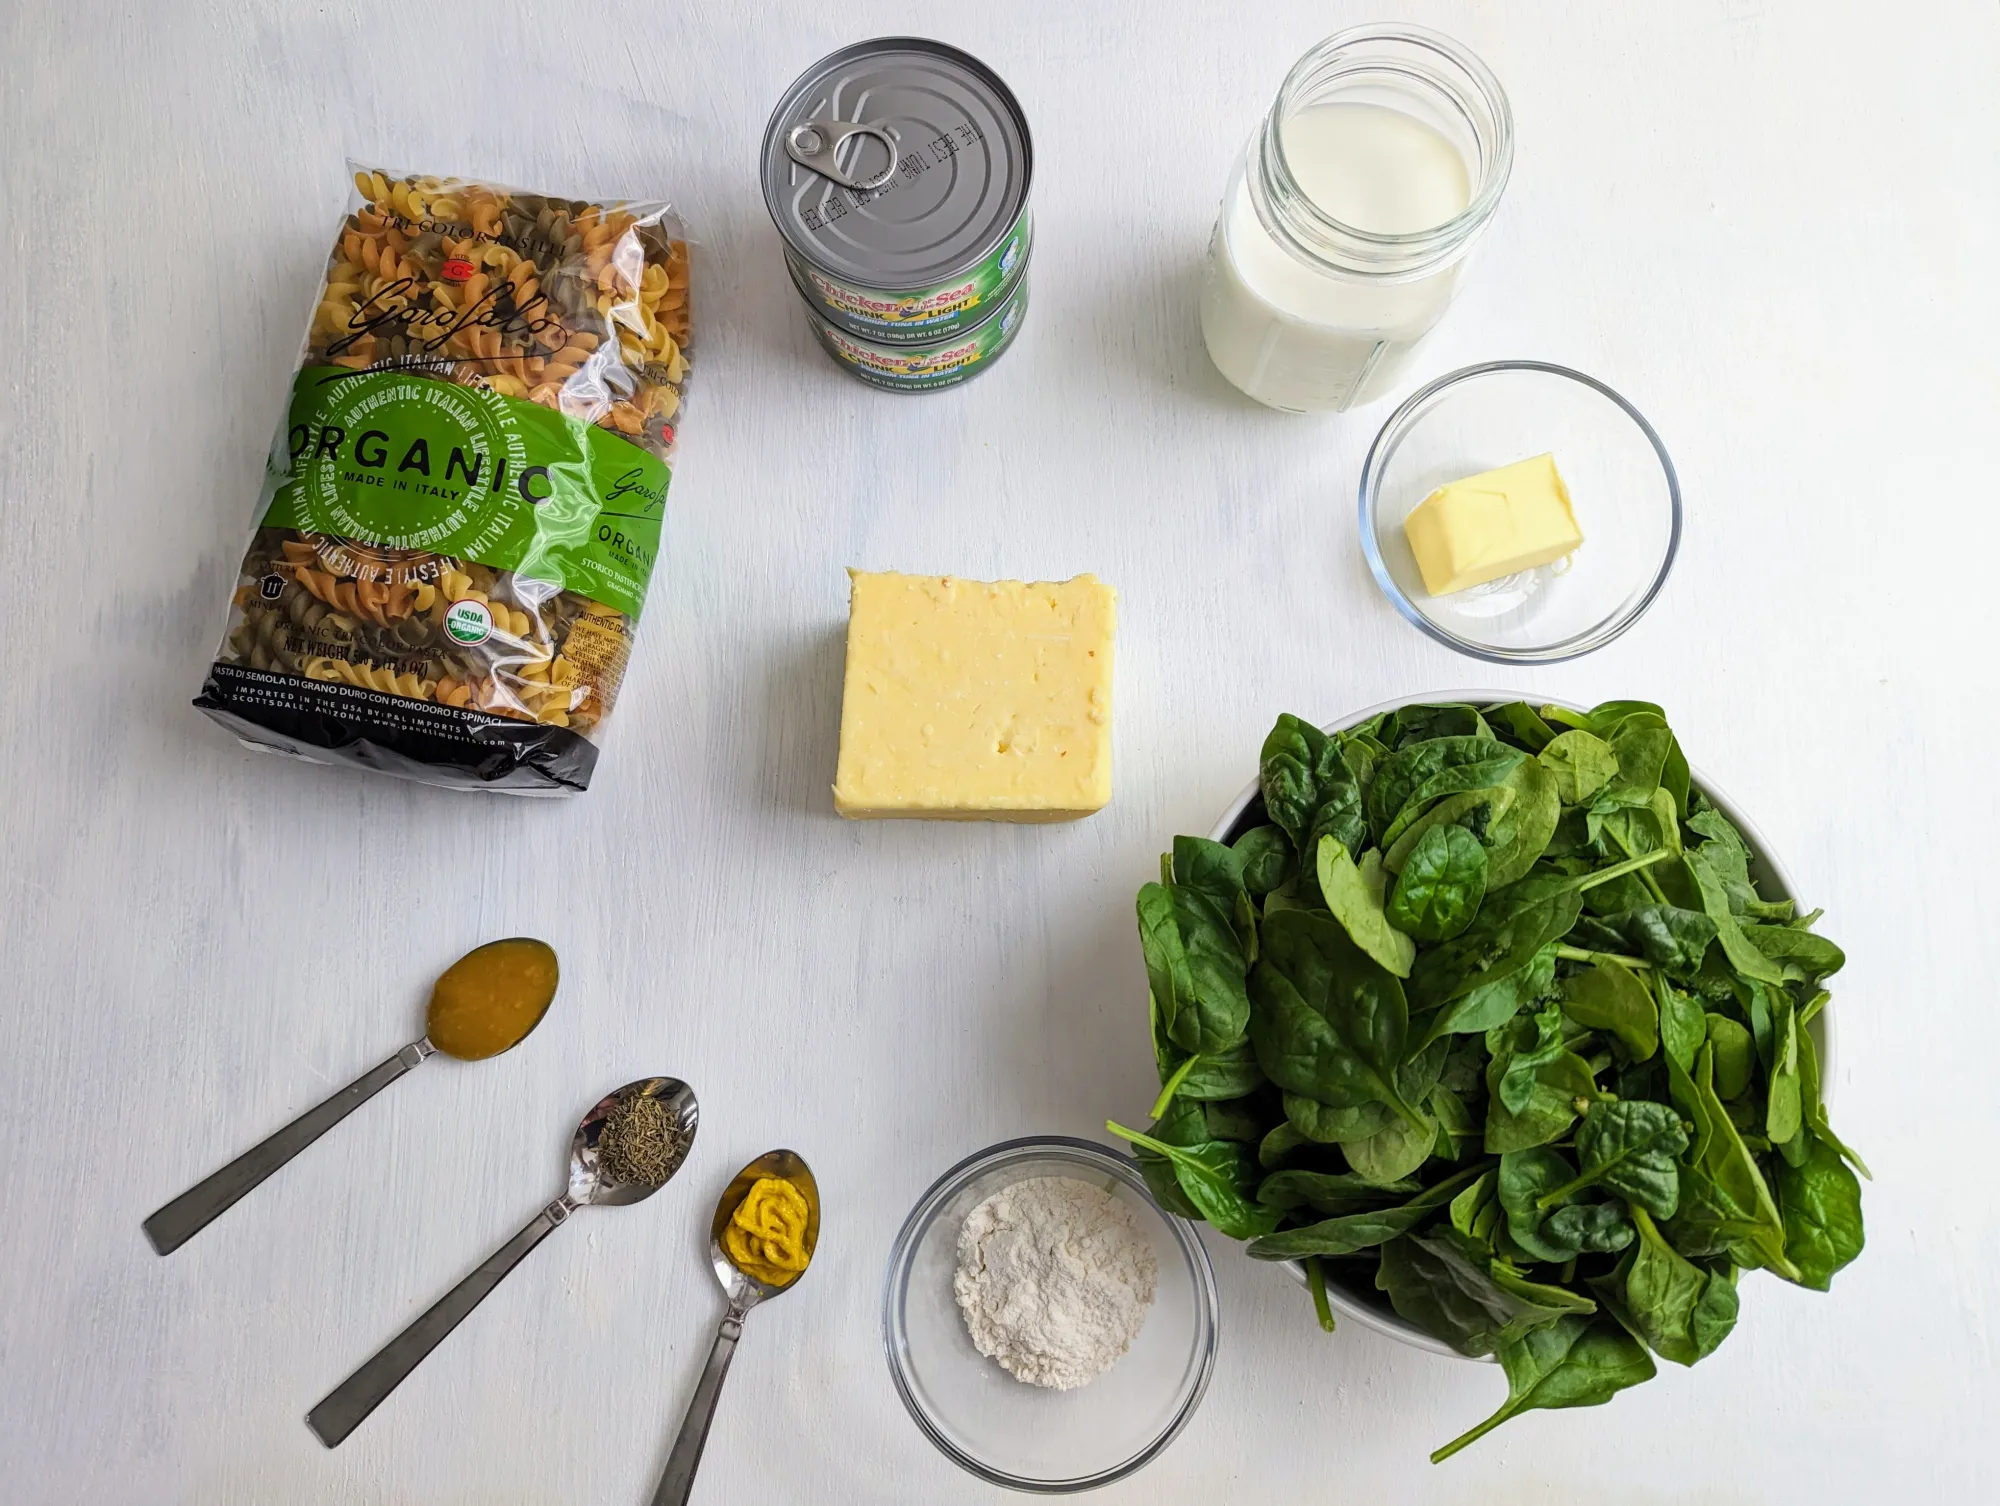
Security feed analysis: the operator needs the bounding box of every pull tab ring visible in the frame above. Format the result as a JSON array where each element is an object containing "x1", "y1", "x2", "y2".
[{"x1": 785, "y1": 120, "x2": 899, "y2": 192}]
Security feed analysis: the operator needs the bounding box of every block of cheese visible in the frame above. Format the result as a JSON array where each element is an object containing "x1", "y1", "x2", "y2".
[
  {"x1": 832, "y1": 571, "x2": 1116, "y2": 821},
  {"x1": 1402, "y1": 453, "x2": 1583, "y2": 596}
]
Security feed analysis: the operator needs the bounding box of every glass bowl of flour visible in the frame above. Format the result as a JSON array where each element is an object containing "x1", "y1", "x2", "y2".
[{"x1": 883, "y1": 1135, "x2": 1219, "y2": 1491}]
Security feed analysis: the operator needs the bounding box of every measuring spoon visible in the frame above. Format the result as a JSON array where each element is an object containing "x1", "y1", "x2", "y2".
[
  {"x1": 307, "y1": 1075, "x2": 698, "y2": 1447},
  {"x1": 142, "y1": 937, "x2": 559, "y2": 1256}
]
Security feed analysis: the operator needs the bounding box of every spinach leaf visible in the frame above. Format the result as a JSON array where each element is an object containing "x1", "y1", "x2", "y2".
[
  {"x1": 1384, "y1": 787, "x2": 1510, "y2": 873},
  {"x1": 1256, "y1": 1168, "x2": 1419, "y2": 1215},
  {"x1": 1588, "y1": 703, "x2": 1688, "y2": 814},
  {"x1": 1203, "y1": 1095, "x2": 1266, "y2": 1143},
  {"x1": 1489, "y1": 1262, "x2": 1599, "y2": 1316},
  {"x1": 1316, "y1": 838, "x2": 1416, "y2": 977},
  {"x1": 1415, "y1": 944, "x2": 1557, "y2": 1052},
  {"x1": 1343, "y1": 1105, "x2": 1439, "y2": 1185},
  {"x1": 1260, "y1": 714, "x2": 1365, "y2": 859},
  {"x1": 1128, "y1": 1101, "x2": 1205, "y2": 1221},
  {"x1": 1428, "y1": 1082, "x2": 1481, "y2": 1162},
  {"x1": 1656, "y1": 973, "x2": 1708, "y2": 1073},
  {"x1": 1409, "y1": 872, "x2": 1586, "y2": 1012},
  {"x1": 1481, "y1": 757, "x2": 1563, "y2": 887},
  {"x1": 1596, "y1": 1207, "x2": 1739, "y2": 1366},
  {"x1": 1450, "y1": 1168, "x2": 1501, "y2": 1248},
  {"x1": 1171, "y1": 834, "x2": 1247, "y2": 910},
  {"x1": 1605, "y1": 904, "x2": 1718, "y2": 980},
  {"x1": 1490, "y1": 700, "x2": 1558, "y2": 751},
  {"x1": 1369, "y1": 737, "x2": 1527, "y2": 848},
  {"x1": 1387, "y1": 704, "x2": 1493, "y2": 745},
  {"x1": 1484, "y1": 1003, "x2": 1600, "y2": 1153},
  {"x1": 1388, "y1": 824, "x2": 1488, "y2": 942},
  {"x1": 1232, "y1": 824, "x2": 1295, "y2": 897},
  {"x1": 1430, "y1": 1315, "x2": 1656, "y2": 1463},
  {"x1": 1539, "y1": 729, "x2": 1619, "y2": 805},
  {"x1": 1106, "y1": 1121, "x2": 1281, "y2": 1240},
  {"x1": 1560, "y1": 959, "x2": 1660, "y2": 1060},
  {"x1": 1664, "y1": 1042, "x2": 1796, "y2": 1278},
  {"x1": 1686, "y1": 800, "x2": 1749, "y2": 856},
  {"x1": 1594, "y1": 711, "x2": 1673, "y2": 810},
  {"x1": 1137, "y1": 881, "x2": 1251, "y2": 1055},
  {"x1": 1250, "y1": 909, "x2": 1425, "y2": 1126},
  {"x1": 1174, "y1": 1042, "x2": 1267, "y2": 1103},
  {"x1": 1283, "y1": 1091, "x2": 1392, "y2": 1145},
  {"x1": 1536, "y1": 1099, "x2": 1688, "y2": 1219},
  {"x1": 1744, "y1": 922, "x2": 1846, "y2": 983},
  {"x1": 1499, "y1": 1147, "x2": 1635, "y2": 1263},
  {"x1": 1247, "y1": 1166, "x2": 1481, "y2": 1260},
  {"x1": 1375, "y1": 1228, "x2": 1579, "y2": 1358},
  {"x1": 1281, "y1": 1037, "x2": 1447, "y2": 1144},
  {"x1": 1149, "y1": 990, "x2": 1266, "y2": 1115},
  {"x1": 1685, "y1": 848, "x2": 1786, "y2": 986},
  {"x1": 1764, "y1": 988, "x2": 1803, "y2": 1146},
  {"x1": 1703, "y1": 1013, "x2": 1755, "y2": 1099},
  {"x1": 1257, "y1": 1120, "x2": 1308, "y2": 1170},
  {"x1": 1775, "y1": 1137, "x2": 1865, "y2": 1291}
]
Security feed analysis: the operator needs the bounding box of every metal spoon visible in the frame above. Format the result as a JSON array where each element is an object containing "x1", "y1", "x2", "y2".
[
  {"x1": 306, "y1": 1075, "x2": 698, "y2": 1448},
  {"x1": 143, "y1": 938, "x2": 560, "y2": 1256},
  {"x1": 650, "y1": 1149, "x2": 819, "y2": 1506}
]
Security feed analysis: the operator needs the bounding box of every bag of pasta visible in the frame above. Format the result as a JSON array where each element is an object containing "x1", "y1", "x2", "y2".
[{"x1": 195, "y1": 165, "x2": 691, "y2": 793}]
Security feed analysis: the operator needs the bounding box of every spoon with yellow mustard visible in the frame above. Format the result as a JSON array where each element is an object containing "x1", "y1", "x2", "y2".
[
  {"x1": 142, "y1": 937, "x2": 559, "y2": 1255},
  {"x1": 650, "y1": 1150, "x2": 820, "y2": 1506}
]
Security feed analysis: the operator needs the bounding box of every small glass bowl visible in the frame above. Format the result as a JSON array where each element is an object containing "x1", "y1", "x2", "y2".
[
  {"x1": 1359, "y1": 361, "x2": 1682, "y2": 662},
  {"x1": 882, "y1": 1136, "x2": 1219, "y2": 1493}
]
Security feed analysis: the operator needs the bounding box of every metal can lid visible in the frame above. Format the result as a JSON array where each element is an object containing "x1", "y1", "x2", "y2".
[{"x1": 761, "y1": 37, "x2": 1032, "y2": 291}]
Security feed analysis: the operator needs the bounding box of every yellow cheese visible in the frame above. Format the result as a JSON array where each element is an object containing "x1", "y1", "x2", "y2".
[
  {"x1": 832, "y1": 571, "x2": 1116, "y2": 822},
  {"x1": 1402, "y1": 453, "x2": 1583, "y2": 596}
]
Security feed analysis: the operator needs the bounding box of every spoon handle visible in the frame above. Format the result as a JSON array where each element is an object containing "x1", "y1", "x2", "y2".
[
  {"x1": 650, "y1": 1308, "x2": 745, "y2": 1506},
  {"x1": 143, "y1": 1039, "x2": 435, "y2": 1256},
  {"x1": 306, "y1": 1196, "x2": 572, "y2": 1447}
]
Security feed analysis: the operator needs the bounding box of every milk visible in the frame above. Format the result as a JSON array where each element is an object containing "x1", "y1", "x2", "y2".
[{"x1": 1201, "y1": 103, "x2": 1475, "y2": 412}]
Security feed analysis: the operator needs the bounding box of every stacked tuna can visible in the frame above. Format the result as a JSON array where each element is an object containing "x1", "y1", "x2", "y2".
[{"x1": 762, "y1": 39, "x2": 1033, "y2": 393}]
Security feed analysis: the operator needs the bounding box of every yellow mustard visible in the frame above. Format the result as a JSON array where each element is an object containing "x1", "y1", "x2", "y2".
[{"x1": 722, "y1": 1177, "x2": 812, "y2": 1286}]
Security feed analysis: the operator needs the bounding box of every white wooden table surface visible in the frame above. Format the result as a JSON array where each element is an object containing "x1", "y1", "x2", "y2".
[{"x1": 3, "y1": 0, "x2": 1995, "y2": 1500}]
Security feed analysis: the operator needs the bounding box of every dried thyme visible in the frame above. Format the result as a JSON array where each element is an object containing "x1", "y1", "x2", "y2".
[{"x1": 595, "y1": 1093, "x2": 688, "y2": 1187}]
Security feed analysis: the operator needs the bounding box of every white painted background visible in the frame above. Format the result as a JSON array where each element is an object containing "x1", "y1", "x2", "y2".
[{"x1": 2, "y1": 0, "x2": 1994, "y2": 1500}]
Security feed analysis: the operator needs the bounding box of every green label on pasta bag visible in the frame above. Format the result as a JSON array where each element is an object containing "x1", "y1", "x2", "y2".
[{"x1": 259, "y1": 365, "x2": 667, "y2": 619}]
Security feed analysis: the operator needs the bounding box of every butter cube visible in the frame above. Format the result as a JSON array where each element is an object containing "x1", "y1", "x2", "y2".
[
  {"x1": 1402, "y1": 453, "x2": 1583, "y2": 596},
  {"x1": 832, "y1": 571, "x2": 1116, "y2": 821}
]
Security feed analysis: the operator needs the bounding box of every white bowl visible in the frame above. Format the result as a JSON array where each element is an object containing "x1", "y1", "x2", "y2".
[{"x1": 1204, "y1": 690, "x2": 1831, "y2": 1357}]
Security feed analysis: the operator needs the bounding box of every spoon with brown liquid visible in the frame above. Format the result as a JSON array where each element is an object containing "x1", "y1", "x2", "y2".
[{"x1": 142, "y1": 937, "x2": 559, "y2": 1255}]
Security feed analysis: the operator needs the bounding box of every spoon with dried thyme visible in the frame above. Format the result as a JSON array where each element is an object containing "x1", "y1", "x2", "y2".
[{"x1": 306, "y1": 1075, "x2": 698, "y2": 1448}]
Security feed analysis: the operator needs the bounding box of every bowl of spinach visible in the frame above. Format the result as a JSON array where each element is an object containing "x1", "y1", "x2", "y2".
[{"x1": 1107, "y1": 696, "x2": 1865, "y2": 1461}]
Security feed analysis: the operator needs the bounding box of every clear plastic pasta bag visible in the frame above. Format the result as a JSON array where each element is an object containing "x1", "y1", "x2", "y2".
[{"x1": 195, "y1": 164, "x2": 691, "y2": 793}]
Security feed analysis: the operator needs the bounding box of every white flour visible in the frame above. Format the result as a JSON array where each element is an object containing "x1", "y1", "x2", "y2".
[{"x1": 952, "y1": 1175, "x2": 1158, "y2": 1390}]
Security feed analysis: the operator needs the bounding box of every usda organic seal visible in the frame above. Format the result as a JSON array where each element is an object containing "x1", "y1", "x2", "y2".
[{"x1": 444, "y1": 598, "x2": 493, "y2": 645}]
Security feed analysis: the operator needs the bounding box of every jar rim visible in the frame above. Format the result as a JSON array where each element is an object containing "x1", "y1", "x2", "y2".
[{"x1": 1259, "y1": 23, "x2": 1514, "y2": 275}]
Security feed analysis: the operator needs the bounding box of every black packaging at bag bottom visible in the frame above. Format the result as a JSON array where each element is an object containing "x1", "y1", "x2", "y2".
[{"x1": 196, "y1": 664, "x2": 598, "y2": 794}]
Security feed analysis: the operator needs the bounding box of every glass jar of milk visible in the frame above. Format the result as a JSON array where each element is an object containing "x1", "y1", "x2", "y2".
[{"x1": 1200, "y1": 25, "x2": 1513, "y2": 413}]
